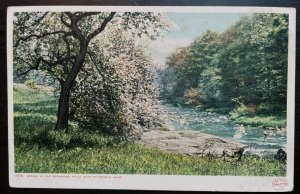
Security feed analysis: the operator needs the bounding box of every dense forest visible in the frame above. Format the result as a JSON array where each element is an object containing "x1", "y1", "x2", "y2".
[{"x1": 160, "y1": 13, "x2": 288, "y2": 124}]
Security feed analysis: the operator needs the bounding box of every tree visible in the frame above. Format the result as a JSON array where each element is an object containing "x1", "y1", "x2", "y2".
[
  {"x1": 248, "y1": 14, "x2": 288, "y2": 112},
  {"x1": 218, "y1": 13, "x2": 288, "y2": 112},
  {"x1": 162, "y1": 13, "x2": 288, "y2": 115},
  {"x1": 162, "y1": 30, "x2": 223, "y2": 106},
  {"x1": 70, "y1": 27, "x2": 161, "y2": 139},
  {"x1": 187, "y1": 30, "x2": 222, "y2": 106},
  {"x1": 13, "y1": 11, "x2": 170, "y2": 131},
  {"x1": 161, "y1": 47, "x2": 190, "y2": 102}
]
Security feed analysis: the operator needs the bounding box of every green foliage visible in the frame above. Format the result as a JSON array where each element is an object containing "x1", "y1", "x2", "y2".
[
  {"x1": 161, "y1": 13, "x2": 288, "y2": 127},
  {"x1": 229, "y1": 104, "x2": 258, "y2": 119},
  {"x1": 14, "y1": 84, "x2": 285, "y2": 176},
  {"x1": 229, "y1": 102, "x2": 286, "y2": 127},
  {"x1": 258, "y1": 102, "x2": 287, "y2": 115}
]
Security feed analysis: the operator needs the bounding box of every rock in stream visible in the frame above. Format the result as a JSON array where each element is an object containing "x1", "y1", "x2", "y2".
[{"x1": 137, "y1": 128, "x2": 246, "y2": 158}]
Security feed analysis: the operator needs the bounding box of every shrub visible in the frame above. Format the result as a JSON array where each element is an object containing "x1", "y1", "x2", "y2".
[
  {"x1": 230, "y1": 103, "x2": 258, "y2": 119},
  {"x1": 184, "y1": 87, "x2": 201, "y2": 106},
  {"x1": 258, "y1": 102, "x2": 286, "y2": 115}
]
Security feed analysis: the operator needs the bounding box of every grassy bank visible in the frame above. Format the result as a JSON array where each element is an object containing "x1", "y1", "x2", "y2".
[
  {"x1": 229, "y1": 105, "x2": 286, "y2": 128},
  {"x1": 232, "y1": 115, "x2": 286, "y2": 128},
  {"x1": 14, "y1": 84, "x2": 286, "y2": 176},
  {"x1": 204, "y1": 107, "x2": 286, "y2": 128}
]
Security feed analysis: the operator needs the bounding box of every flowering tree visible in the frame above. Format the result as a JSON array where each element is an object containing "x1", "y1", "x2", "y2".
[
  {"x1": 13, "y1": 11, "x2": 170, "y2": 131},
  {"x1": 71, "y1": 27, "x2": 161, "y2": 139}
]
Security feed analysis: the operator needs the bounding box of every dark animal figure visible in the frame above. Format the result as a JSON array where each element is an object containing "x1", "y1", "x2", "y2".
[
  {"x1": 274, "y1": 148, "x2": 287, "y2": 164},
  {"x1": 235, "y1": 147, "x2": 245, "y2": 162}
]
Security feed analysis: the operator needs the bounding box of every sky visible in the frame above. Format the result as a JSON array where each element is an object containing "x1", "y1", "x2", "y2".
[{"x1": 146, "y1": 12, "x2": 248, "y2": 68}]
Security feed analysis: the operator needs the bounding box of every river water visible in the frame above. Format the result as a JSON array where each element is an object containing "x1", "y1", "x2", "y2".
[{"x1": 160, "y1": 104, "x2": 286, "y2": 156}]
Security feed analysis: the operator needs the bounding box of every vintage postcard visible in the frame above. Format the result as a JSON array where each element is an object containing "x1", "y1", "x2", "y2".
[{"x1": 7, "y1": 6, "x2": 295, "y2": 191}]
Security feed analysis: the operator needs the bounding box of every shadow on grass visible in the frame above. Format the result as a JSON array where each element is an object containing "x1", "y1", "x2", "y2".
[
  {"x1": 14, "y1": 113, "x2": 122, "y2": 151},
  {"x1": 14, "y1": 113, "x2": 55, "y2": 146},
  {"x1": 14, "y1": 99, "x2": 58, "y2": 116}
]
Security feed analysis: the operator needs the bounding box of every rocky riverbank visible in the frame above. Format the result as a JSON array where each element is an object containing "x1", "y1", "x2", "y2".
[{"x1": 137, "y1": 128, "x2": 246, "y2": 158}]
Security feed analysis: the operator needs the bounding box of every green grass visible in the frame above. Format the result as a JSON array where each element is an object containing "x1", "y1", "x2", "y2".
[
  {"x1": 15, "y1": 144, "x2": 285, "y2": 175},
  {"x1": 233, "y1": 115, "x2": 286, "y2": 128},
  {"x1": 228, "y1": 103, "x2": 286, "y2": 128},
  {"x1": 14, "y1": 84, "x2": 286, "y2": 176},
  {"x1": 205, "y1": 107, "x2": 286, "y2": 128}
]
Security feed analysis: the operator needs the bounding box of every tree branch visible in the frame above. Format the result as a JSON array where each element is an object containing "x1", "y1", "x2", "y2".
[
  {"x1": 60, "y1": 13, "x2": 71, "y2": 28},
  {"x1": 28, "y1": 12, "x2": 50, "y2": 35},
  {"x1": 14, "y1": 30, "x2": 68, "y2": 47},
  {"x1": 62, "y1": 33, "x2": 72, "y2": 74},
  {"x1": 34, "y1": 12, "x2": 49, "y2": 25},
  {"x1": 65, "y1": 12, "x2": 84, "y2": 40},
  {"x1": 16, "y1": 53, "x2": 75, "y2": 78},
  {"x1": 75, "y1": 12, "x2": 100, "y2": 21},
  {"x1": 17, "y1": 12, "x2": 49, "y2": 33},
  {"x1": 15, "y1": 57, "x2": 42, "y2": 77},
  {"x1": 62, "y1": 33, "x2": 72, "y2": 57},
  {"x1": 87, "y1": 51, "x2": 106, "y2": 79},
  {"x1": 57, "y1": 56, "x2": 76, "y2": 66},
  {"x1": 87, "y1": 12, "x2": 116, "y2": 41},
  {"x1": 16, "y1": 68, "x2": 35, "y2": 78}
]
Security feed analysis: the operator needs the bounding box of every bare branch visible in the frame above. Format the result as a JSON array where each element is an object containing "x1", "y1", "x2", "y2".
[{"x1": 87, "y1": 12, "x2": 116, "y2": 41}]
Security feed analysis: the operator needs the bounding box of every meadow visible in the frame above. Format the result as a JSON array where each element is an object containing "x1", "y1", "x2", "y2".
[{"x1": 14, "y1": 85, "x2": 286, "y2": 176}]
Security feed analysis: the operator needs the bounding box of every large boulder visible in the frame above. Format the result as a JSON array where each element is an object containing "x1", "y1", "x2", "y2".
[{"x1": 137, "y1": 128, "x2": 246, "y2": 158}]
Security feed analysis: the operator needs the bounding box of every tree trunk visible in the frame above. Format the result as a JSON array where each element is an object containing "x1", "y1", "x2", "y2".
[
  {"x1": 55, "y1": 40, "x2": 88, "y2": 131},
  {"x1": 55, "y1": 83, "x2": 71, "y2": 131}
]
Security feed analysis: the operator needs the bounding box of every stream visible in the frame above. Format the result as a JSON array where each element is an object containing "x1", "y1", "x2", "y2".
[{"x1": 160, "y1": 104, "x2": 286, "y2": 156}]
